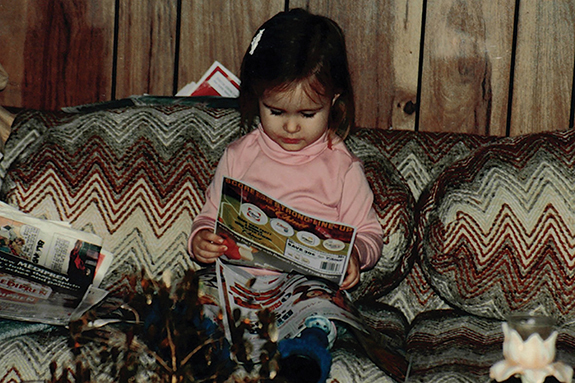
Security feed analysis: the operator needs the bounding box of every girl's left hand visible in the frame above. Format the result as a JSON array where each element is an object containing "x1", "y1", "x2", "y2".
[{"x1": 340, "y1": 250, "x2": 360, "y2": 290}]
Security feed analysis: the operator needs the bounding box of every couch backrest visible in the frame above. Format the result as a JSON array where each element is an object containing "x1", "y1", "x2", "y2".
[
  {"x1": 0, "y1": 100, "x2": 414, "y2": 302},
  {"x1": 1, "y1": 103, "x2": 241, "y2": 294}
]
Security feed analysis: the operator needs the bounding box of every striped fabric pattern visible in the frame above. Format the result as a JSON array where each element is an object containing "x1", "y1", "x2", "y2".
[
  {"x1": 0, "y1": 102, "x2": 412, "y2": 382},
  {"x1": 330, "y1": 339, "x2": 396, "y2": 383},
  {"x1": 405, "y1": 309, "x2": 575, "y2": 382},
  {"x1": 418, "y1": 129, "x2": 575, "y2": 322},
  {"x1": 406, "y1": 310, "x2": 505, "y2": 382}
]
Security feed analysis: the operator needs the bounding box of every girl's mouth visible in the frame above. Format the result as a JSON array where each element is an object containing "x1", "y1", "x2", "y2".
[{"x1": 281, "y1": 138, "x2": 301, "y2": 144}]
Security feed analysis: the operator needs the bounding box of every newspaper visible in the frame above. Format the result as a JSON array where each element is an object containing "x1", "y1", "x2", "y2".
[
  {"x1": 215, "y1": 261, "x2": 408, "y2": 381},
  {"x1": 0, "y1": 202, "x2": 111, "y2": 325},
  {"x1": 216, "y1": 261, "x2": 364, "y2": 353},
  {"x1": 215, "y1": 177, "x2": 356, "y2": 285},
  {"x1": 213, "y1": 178, "x2": 408, "y2": 379},
  {"x1": 176, "y1": 61, "x2": 240, "y2": 98}
]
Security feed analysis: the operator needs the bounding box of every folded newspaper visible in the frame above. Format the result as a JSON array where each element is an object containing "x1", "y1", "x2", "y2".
[
  {"x1": 216, "y1": 261, "x2": 363, "y2": 346},
  {"x1": 0, "y1": 202, "x2": 112, "y2": 325},
  {"x1": 215, "y1": 177, "x2": 356, "y2": 285},
  {"x1": 176, "y1": 61, "x2": 240, "y2": 98}
]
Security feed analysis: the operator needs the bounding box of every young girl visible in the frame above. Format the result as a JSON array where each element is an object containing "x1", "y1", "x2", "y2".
[{"x1": 189, "y1": 8, "x2": 383, "y2": 290}]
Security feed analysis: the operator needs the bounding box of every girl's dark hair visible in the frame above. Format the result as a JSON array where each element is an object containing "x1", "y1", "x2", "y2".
[{"x1": 239, "y1": 8, "x2": 355, "y2": 140}]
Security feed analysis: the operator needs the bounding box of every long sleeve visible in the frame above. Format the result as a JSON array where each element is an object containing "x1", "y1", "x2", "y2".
[
  {"x1": 187, "y1": 150, "x2": 230, "y2": 258},
  {"x1": 188, "y1": 128, "x2": 383, "y2": 269}
]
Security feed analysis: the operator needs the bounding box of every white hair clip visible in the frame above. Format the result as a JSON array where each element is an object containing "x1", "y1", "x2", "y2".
[{"x1": 249, "y1": 29, "x2": 265, "y2": 55}]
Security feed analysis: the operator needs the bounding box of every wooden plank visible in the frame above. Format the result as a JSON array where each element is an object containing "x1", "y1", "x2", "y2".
[
  {"x1": 509, "y1": 1, "x2": 575, "y2": 136},
  {"x1": 0, "y1": 0, "x2": 30, "y2": 108},
  {"x1": 389, "y1": 0, "x2": 424, "y2": 131},
  {"x1": 290, "y1": 0, "x2": 398, "y2": 129},
  {"x1": 115, "y1": 0, "x2": 178, "y2": 99},
  {"x1": 480, "y1": 0, "x2": 515, "y2": 136},
  {"x1": 178, "y1": 0, "x2": 284, "y2": 95},
  {"x1": 419, "y1": 0, "x2": 511, "y2": 135},
  {"x1": 0, "y1": 0, "x2": 116, "y2": 110}
]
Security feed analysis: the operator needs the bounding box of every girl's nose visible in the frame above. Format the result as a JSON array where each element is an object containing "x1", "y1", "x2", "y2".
[{"x1": 283, "y1": 119, "x2": 301, "y2": 133}]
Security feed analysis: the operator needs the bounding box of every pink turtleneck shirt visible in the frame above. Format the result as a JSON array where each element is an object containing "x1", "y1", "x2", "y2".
[{"x1": 188, "y1": 126, "x2": 383, "y2": 270}]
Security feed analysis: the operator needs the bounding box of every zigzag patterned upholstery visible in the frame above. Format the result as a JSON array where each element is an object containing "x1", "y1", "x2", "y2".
[
  {"x1": 5, "y1": 105, "x2": 235, "y2": 276},
  {"x1": 406, "y1": 310, "x2": 575, "y2": 382},
  {"x1": 8, "y1": 97, "x2": 574, "y2": 382},
  {"x1": 418, "y1": 129, "x2": 575, "y2": 321},
  {"x1": 354, "y1": 129, "x2": 499, "y2": 321},
  {"x1": 345, "y1": 135, "x2": 415, "y2": 301},
  {"x1": 407, "y1": 129, "x2": 575, "y2": 381},
  {"x1": 407, "y1": 310, "x2": 506, "y2": 381},
  {"x1": 0, "y1": 100, "x2": 410, "y2": 382}
]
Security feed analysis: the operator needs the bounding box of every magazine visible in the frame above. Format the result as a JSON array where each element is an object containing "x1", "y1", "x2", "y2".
[
  {"x1": 176, "y1": 61, "x2": 240, "y2": 98},
  {"x1": 0, "y1": 202, "x2": 112, "y2": 325},
  {"x1": 215, "y1": 177, "x2": 356, "y2": 285}
]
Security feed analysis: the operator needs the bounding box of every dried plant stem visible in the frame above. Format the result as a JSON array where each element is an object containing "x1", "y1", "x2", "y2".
[
  {"x1": 166, "y1": 318, "x2": 178, "y2": 373},
  {"x1": 130, "y1": 337, "x2": 173, "y2": 373},
  {"x1": 197, "y1": 371, "x2": 220, "y2": 383},
  {"x1": 180, "y1": 337, "x2": 219, "y2": 366},
  {"x1": 120, "y1": 303, "x2": 141, "y2": 323}
]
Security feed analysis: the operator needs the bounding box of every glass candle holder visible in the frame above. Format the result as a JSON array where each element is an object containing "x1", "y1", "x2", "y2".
[{"x1": 507, "y1": 314, "x2": 556, "y2": 342}]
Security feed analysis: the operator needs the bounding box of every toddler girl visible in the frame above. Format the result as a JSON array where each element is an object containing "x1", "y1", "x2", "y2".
[{"x1": 189, "y1": 8, "x2": 383, "y2": 290}]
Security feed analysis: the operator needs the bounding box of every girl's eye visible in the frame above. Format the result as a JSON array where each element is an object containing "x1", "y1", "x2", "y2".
[
  {"x1": 302, "y1": 113, "x2": 316, "y2": 118},
  {"x1": 270, "y1": 109, "x2": 283, "y2": 116}
]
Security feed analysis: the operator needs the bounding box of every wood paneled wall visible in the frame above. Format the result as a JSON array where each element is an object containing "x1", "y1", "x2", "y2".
[{"x1": 1, "y1": 0, "x2": 574, "y2": 136}]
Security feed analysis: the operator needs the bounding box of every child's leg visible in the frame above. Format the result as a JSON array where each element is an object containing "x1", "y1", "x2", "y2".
[{"x1": 276, "y1": 315, "x2": 336, "y2": 383}]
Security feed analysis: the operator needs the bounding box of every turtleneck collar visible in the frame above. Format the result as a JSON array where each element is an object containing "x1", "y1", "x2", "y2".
[{"x1": 257, "y1": 124, "x2": 330, "y2": 165}]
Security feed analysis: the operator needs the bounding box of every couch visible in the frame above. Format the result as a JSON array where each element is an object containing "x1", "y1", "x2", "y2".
[{"x1": 0, "y1": 97, "x2": 574, "y2": 382}]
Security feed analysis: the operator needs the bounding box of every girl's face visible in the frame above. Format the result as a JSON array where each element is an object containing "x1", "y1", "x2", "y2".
[{"x1": 258, "y1": 83, "x2": 333, "y2": 152}]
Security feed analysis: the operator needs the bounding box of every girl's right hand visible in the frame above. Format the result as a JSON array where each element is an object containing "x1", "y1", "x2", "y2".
[{"x1": 191, "y1": 229, "x2": 228, "y2": 264}]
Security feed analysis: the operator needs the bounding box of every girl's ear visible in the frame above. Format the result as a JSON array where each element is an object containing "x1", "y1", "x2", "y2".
[{"x1": 332, "y1": 94, "x2": 341, "y2": 106}]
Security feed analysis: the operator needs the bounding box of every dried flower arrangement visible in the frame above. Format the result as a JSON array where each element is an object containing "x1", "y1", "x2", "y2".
[{"x1": 49, "y1": 268, "x2": 283, "y2": 383}]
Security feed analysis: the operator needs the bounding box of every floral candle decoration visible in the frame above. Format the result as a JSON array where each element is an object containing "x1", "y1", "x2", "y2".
[{"x1": 490, "y1": 314, "x2": 573, "y2": 383}]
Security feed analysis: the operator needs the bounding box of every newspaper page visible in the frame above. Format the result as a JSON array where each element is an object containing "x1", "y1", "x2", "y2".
[
  {"x1": 216, "y1": 261, "x2": 408, "y2": 381},
  {"x1": 215, "y1": 177, "x2": 356, "y2": 285},
  {"x1": 216, "y1": 261, "x2": 367, "y2": 360},
  {"x1": 176, "y1": 61, "x2": 240, "y2": 98},
  {"x1": 0, "y1": 202, "x2": 111, "y2": 325}
]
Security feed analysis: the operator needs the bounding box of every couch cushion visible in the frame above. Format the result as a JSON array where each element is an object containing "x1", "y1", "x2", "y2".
[
  {"x1": 1, "y1": 102, "x2": 242, "y2": 292},
  {"x1": 0, "y1": 101, "x2": 243, "y2": 381},
  {"x1": 346, "y1": 134, "x2": 416, "y2": 300},
  {"x1": 406, "y1": 309, "x2": 504, "y2": 382},
  {"x1": 353, "y1": 129, "x2": 499, "y2": 321},
  {"x1": 418, "y1": 129, "x2": 575, "y2": 322}
]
